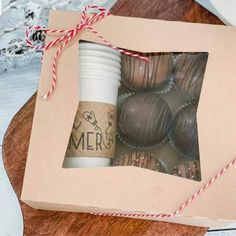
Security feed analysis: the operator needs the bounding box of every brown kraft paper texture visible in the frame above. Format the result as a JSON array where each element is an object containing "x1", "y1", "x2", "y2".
[{"x1": 66, "y1": 101, "x2": 117, "y2": 158}]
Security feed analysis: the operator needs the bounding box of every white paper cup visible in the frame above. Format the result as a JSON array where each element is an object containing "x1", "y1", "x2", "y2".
[
  {"x1": 79, "y1": 42, "x2": 120, "y2": 56},
  {"x1": 80, "y1": 67, "x2": 120, "y2": 77},
  {"x1": 80, "y1": 71, "x2": 121, "y2": 85},
  {"x1": 63, "y1": 77, "x2": 120, "y2": 168},
  {"x1": 80, "y1": 77, "x2": 120, "y2": 108},
  {"x1": 79, "y1": 74, "x2": 121, "y2": 87},
  {"x1": 80, "y1": 56, "x2": 121, "y2": 69},
  {"x1": 64, "y1": 42, "x2": 121, "y2": 168},
  {"x1": 79, "y1": 50, "x2": 121, "y2": 62},
  {"x1": 65, "y1": 157, "x2": 111, "y2": 168},
  {"x1": 79, "y1": 62, "x2": 121, "y2": 75}
]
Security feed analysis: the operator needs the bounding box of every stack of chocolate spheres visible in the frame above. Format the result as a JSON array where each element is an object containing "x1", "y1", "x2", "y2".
[{"x1": 113, "y1": 52, "x2": 208, "y2": 182}]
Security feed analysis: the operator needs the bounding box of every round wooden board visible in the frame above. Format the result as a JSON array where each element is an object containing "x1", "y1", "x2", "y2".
[{"x1": 3, "y1": 1, "x2": 223, "y2": 235}]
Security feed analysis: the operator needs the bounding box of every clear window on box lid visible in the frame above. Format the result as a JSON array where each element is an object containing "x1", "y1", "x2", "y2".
[{"x1": 63, "y1": 41, "x2": 209, "y2": 182}]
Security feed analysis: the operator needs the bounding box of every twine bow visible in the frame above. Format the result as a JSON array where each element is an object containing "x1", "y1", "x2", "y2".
[{"x1": 26, "y1": 6, "x2": 148, "y2": 99}]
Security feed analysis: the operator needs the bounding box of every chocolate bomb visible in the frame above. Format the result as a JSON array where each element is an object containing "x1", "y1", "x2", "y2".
[
  {"x1": 121, "y1": 53, "x2": 173, "y2": 90},
  {"x1": 113, "y1": 151, "x2": 166, "y2": 172},
  {"x1": 171, "y1": 104, "x2": 199, "y2": 159},
  {"x1": 118, "y1": 92, "x2": 172, "y2": 146},
  {"x1": 171, "y1": 160, "x2": 201, "y2": 181},
  {"x1": 174, "y1": 53, "x2": 208, "y2": 99}
]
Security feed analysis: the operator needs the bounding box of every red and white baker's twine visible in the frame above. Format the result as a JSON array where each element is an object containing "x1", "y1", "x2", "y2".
[
  {"x1": 93, "y1": 158, "x2": 236, "y2": 218},
  {"x1": 26, "y1": 5, "x2": 149, "y2": 99}
]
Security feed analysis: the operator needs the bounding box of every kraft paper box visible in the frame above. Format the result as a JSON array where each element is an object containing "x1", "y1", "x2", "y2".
[{"x1": 21, "y1": 10, "x2": 236, "y2": 227}]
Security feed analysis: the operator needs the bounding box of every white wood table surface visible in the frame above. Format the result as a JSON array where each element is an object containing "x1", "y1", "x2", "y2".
[{"x1": 0, "y1": 64, "x2": 40, "y2": 236}]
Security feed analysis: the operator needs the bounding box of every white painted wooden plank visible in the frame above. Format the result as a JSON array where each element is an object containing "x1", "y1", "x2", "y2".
[
  {"x1": 195, "y1": 0, "x2": 234, "y2": 25},
  {"x1": 0, "y1": 151, "x2": 24, "y2": 236},
  {"x1": 0, "y1": 64, "x2": 40, "y2": 236},
  {"x1": 206, "y1": 230, "x2": 236, "y2": 236}
]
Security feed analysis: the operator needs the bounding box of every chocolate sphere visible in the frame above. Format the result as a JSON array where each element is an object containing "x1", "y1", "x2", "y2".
[
  {"x1": 122, "y1": 53, "x2": 173, "y2": 90},
  {"x1": 174, "y1": 53, "x2": 208, "y2": 99},
  {"x1": 113, "y1": 151, "x2": 166, "y2": 172},
  {"x1": 118, "y1": 92, "x2": 172, "y2": 146},
  {"x1": 171, "y1": 104, "x2": 199, "y2": 159},
  {"x1": 171, "y1": 160, "x2": 201, "y2": 181}
]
